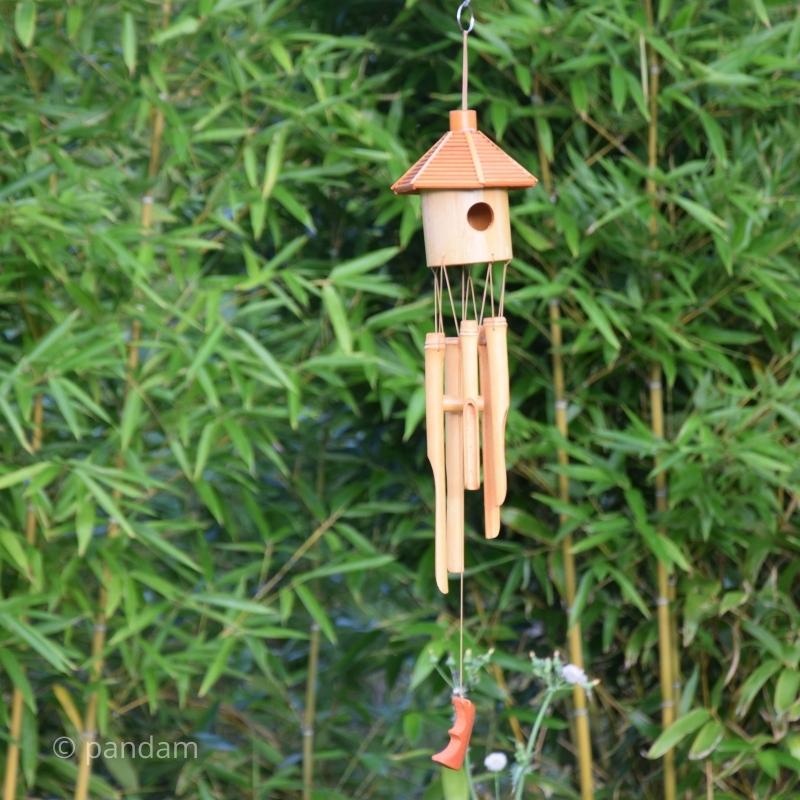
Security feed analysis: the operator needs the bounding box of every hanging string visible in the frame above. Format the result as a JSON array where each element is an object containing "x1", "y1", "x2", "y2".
[
  {"x1": 457, "y1": 2, "x2": 474, "y2": 111},
  {"x1": 433, "y1": 270, "x2": 440, "y2": 333},
  {"x1": 479, "y1": 262, "x2": 492, "y2": 323},
  {"x1": 468, "y1": 270, "x2": 478, "y2": 320},
  {"x1": 461, "y1": 270, "x2": 466, "y2": 324},
  {"x1": 499, "y1": 259, "x2": 510, "y2": 317},
  {"x1": 456, "y1": 0, "x2": 475, "y2": 699},
  {"x1": 442, "y1": 265, "x2": 460, "y2": 336},
  {"x1": 459, "y1": 569, "x2": 464, "y2": 691},
  {"x1": 438, "y1": 270, "x2": 445, "y2": 335}
]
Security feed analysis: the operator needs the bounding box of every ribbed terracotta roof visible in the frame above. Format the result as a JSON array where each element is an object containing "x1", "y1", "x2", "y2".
[{"x1": 391, "y1": 110, "x2": 538, "y2": 195}]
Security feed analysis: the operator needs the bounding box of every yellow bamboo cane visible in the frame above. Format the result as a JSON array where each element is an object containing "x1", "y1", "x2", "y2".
[
  {"x1": 643, "y1": 2, "x2": 678, "y2": 797},
  {"x1": 535, "y1": 73, "x2": 594, "y2": 800},
  {"x1": 302, "y1": 622, "x2": 321, "y2": 800},
  {"x1": 3, "y1": 398, "x2": 43, "y2": 800}
]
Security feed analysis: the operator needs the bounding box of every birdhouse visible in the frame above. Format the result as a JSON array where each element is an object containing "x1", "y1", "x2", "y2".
[{"x1": 391, "y1": 109, "x2": 537, "y2": 267}]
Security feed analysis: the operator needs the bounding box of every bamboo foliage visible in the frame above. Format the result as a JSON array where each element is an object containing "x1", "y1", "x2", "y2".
[{"x1": 0, "y1": 2, "x2": 798, "y2": 798}]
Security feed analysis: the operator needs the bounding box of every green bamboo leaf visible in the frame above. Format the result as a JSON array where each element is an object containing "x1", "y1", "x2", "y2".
[
  {"x1": 0, "y1": 613, "x2": 73, "y2": 673},
  {"x1": 322, "y1": 284, "x2": 353, "y2": 354},
  {"x1": 250, "y1": 198, "x2": 267, "y2": 240},
  {"x1": 122, "y1": 12, "x2": 137, "y2": 75},
  {"x1": 534, "y1": 114, "x2": 553, "y2": 162},
  {"x1": 688, "y1": 719, "x2": 724, "y2": 760},
  {"x1": 736, "y1": 659, "x2": 780, "y2": 717},
  {"x1": 330, "y1": 247, "x2": 399, "y2": 282},
  {"x1": 775, "y1": 669, "x2": 800, "y2": 715},
  {"x1": 750, "y1": 0, "x2": 770, "y2": 26},
  {"x1": 193, "y1": 421, "x2": 217, "y2": 481},
  {"x1": 14, "y1": 1, "x2": 36, "y2": 48},
  {"x1": 151, "y1": 16, "x2": 199, "y2": 44},
  {"x1": 572, "y1": 288, "x2": 621, "y2": 351},
  {"x1": 76, "y1": 472, "x2": 136, "y2": 538},
  {"x1": 295, "y1": 584, "x2": 336, "y2": 644},
  {"x1": 261, "y1": 126, "x2": 288, "y2": 200},
  {"x1": 293, "y1": 555, "x2": 395, "y2": 585},
  {"x1": 402, "y1": 385, "x2": 425, "y2": 441},
  {"x1": 0, "y1": 529, "x2": 30, "y2": 576},
  {"x1": 606, "y1": 565, "x2": 650, "y2": 618},
  {"x1": 273, "y1": 185, "x2": 316, "y2": 232},
  {"x1": 76, "y1": 497, "x2": 95, "y2": 556},
  {"x1": 647, "y1": 708, "x2": 710, "y2": 759},
  {"x1": 610, "y1": 65, "x2": 627, "y2": 112},
  {"x1": 137, "y1": 525, "x2": 201, "y2": 573},
  {"x1": 198, "y1": 637, "x2": 237, "y2": 697},
  {"x1": 192, "y1": 594, "x2": 276, "y2": 616},
  {"x1": 672, "y1": 196, "x2": 727, "y2": 234},
  {"x1": 234, "y1": 327, "x2": 296, "y2": 393},
  {"x1": 0, "y1": 398, "x2": 32, "y2": 454},
  {"x1": 0, "y1": 462, "x2": 51, "y2": 490},
  {"x1": 243, "y1": 145, "x2": 257, "y2": 188},
  {"x1": 441, "y1": 766, "x2": 469, "y2": 800},
  {"x1": 0, "y1": 649, "x2": 36, "y2": 712}
]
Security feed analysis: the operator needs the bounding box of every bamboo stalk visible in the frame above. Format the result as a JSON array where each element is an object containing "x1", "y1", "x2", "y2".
[
  {"x1": 643, "y1": 2, "x2": 677, "y2": 797},
  {"x1": 303, "y1": 622, "x2": 321, "y2": 800},
  {"x1": 550, "y1": 300, "x2": 594, "y2": 800},
  {"x1": 535, "y1": 72, "x2": 594, "y2": 800},
  {"x1": 651, "y1": 369, "x2": 676, "y2": 800},
  {"x1": 3, "y1": 399, "x2": 43, "y2": 800},
  {"x1": 74, "y1": 10, "x2": 169, "y2": 795}
]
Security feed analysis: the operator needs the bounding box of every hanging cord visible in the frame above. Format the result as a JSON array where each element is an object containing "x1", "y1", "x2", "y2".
[
  {"x1": 456, "y1": 0, "x2": 475, "y2": 697},
  {"x1": 479, "y1": 262, "x2": 492, "y2": 323},
  {"x1": 436, "y1": 268, "x2": 446, "y2": 335},
  {"x1": 433, "y1": 270, "x2": 440, "y2": 333},
  {"x1": 468, "y1": 271, "x2": 478, "y2": 320},
  {"x1": 442, "y1": 265, "x2": 460, "y2": 336},
  {"x1": 499, "y1": 259, "x2": 510, "y2": 317},
  {"x1": 459, "y1": 569, "x2": 465, "y2": 692},
  {"x1": 461, "y1": 270, "x2": 466, "y2": 324},
  {"x1": 457, "y1": 2, "x2": 474, "y2": 111}
]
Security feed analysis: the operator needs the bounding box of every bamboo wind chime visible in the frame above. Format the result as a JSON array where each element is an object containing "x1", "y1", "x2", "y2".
[{"x1": 391, "y1": 1, "x2": 537, "y2": 770}]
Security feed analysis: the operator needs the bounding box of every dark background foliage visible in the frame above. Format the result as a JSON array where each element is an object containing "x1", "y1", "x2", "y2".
[{"x1": 0, "y1": 0, "x2": 799, "y2": 798}]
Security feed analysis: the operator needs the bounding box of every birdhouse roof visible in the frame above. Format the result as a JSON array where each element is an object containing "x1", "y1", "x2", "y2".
[{"x1": 391, "y1": 110, "x2": 538, "y2": 195}]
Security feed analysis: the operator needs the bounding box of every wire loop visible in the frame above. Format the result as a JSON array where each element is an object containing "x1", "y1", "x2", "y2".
[{"x1": 456, "y1": 1, "x2": 475, "y2": 34}]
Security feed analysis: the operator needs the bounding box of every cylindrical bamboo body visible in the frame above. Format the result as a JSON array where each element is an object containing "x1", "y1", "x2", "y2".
[
  {"x1": 444, "y1": 337, "x2": 464, "y2": 573},
  {"x1": 459, "y1": 320, "x2": 480, "y2": 490},
  {"x1": 420, "y1": 189, "x2": 512, "y2": 267},
  {"x1": 479, "y1": 333, "x2": 501, "y2": 539},
  {"x1": 425, "y1": 332, "x2": 448, "y2": 594},
  {"x1": 483, "y1": 317, "x2": 509, "y2": 505}
]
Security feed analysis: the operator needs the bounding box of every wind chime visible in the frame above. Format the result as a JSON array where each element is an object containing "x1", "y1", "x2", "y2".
[{"x1": 391, "y1": 1, "x2": 538, "y2": 771}]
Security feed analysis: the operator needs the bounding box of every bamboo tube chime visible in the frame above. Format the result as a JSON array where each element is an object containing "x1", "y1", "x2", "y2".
[{"x1": 391, "y1": 1, "x2": 538, "y2": 770}]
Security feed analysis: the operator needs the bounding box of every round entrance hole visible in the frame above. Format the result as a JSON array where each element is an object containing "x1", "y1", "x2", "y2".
[{"x1": 467, "y1": 201, "x2": 494, "y2": 231}]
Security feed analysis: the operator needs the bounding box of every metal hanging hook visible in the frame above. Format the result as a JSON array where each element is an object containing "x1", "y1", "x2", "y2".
[{"x1": 456, "y1": 0, "x2": 475, "y2": 34}]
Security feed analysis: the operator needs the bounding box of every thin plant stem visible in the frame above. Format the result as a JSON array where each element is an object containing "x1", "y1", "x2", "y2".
[
  {"x1": 494, "y1": 773, "x2": 501, "y2": 800},
  {"x1": 643, "y1": 1, "x2": 677, "y2": 798},
  {"x1": 73, "y1": 7, "x2": 170, "y2": 797},
  {"x1": 465, "y1": 750, "x2": 479, "y2": 800},
  {"x1": 513, "y1": 688, "x2": 556, "y2": 800},
  {"x1": 705, "y1": 759, "x2": 714, "y2": 800},
  {"x1": 3, "y1": 395, "x2": 43, "y2": 800},
  {"x1": 536, "y1": 70, "x2": 594, "y2": 800},
  {"x1": 302, "y1": 622, "x2": 321, "y2": 800}
]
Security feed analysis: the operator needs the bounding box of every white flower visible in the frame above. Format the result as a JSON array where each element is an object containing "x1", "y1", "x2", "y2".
[
  {"x1": 484, "y1": 751, "x2": 508, "y2": 772},
  {"x1": 561, "y1": 663, "x2": 588, "y2": 686}
]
